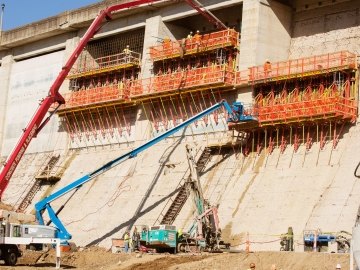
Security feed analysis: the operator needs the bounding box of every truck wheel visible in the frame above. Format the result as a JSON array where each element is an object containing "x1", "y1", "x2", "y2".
[{"x1": 4, "y1": 250, "x2": 18, "y2": 266}]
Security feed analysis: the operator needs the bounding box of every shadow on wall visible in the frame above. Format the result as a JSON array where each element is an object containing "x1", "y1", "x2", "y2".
[
  {"x1": 85, "y1": 129, "x2": 187, "y2": 246},
  {"x1": 267, "y1": 0, "x2": 293, "y2": 36},
  {"x1": 85, "y1": 186, "x2": 182, "y2": 247}
]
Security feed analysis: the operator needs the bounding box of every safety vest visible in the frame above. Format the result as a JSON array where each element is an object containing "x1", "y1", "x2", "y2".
[{"x1": 124, "y1": 233, "x2": 130, "y2": 242}]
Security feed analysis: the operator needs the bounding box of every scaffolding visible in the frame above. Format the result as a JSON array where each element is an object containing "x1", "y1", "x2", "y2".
[
  {"x1": 254, "y1": 79, "x2": 357, "y2": 126},
  {"x1": 149, "y1": 29, "x2": 239, "y2": 61},
  {"x1": 249, "y1": 51, "x2": 357, "y2": 84},
  {"x1": 67, "y1": 51, "x2": 141, "y2": 79},
  {"x1": 56, "y1": 23, "x2": 358, "y2": 150}
]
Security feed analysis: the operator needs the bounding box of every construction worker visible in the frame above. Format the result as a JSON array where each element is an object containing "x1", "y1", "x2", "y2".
[
  {"x1": 263, "y1": 59, "x2": 272, "y2": 78},
  {"x1": 162, "y1": 36, "x2": 171, "y2": 53},
  {"x1": 123, "y1": 45, "x2": 131, "y2": 62},
  {"x1": 247, "y1": 262, "x2": 256, "y2": 270},
  {"x1": 336, "y1": 263, "x2": 341, "y2": 269},
  {"x1": 177, "y1": 228, "x2": 183, "y2": 240},
  {"x1": 193, "y1": 30, "x2": 201, "y2": 52},
  {"x1": 123, "y1": 230, "x2": 130, "y2": 253},
  {"x1": 132, "y1": 227, "x2": 140, "y2": 251},
  {"x1": 118, "y1": 80, "x2": 124, "y2": 96}
]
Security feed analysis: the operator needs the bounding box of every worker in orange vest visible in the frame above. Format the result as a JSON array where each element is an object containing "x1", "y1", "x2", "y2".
[
  {"x1": 193, "y1": 30, "x2": 201, "y2": 52},
  {"x1": 264, "y1": 59, "x2": 272, "y2": 77},
  {"x1": 162, "y1": 36, "x2": 171, "y2": 53}
]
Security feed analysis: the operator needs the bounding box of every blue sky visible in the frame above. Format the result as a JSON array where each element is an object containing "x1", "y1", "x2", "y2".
[{"x1": 1, "y1": 0, "x2": 102, "y2": 30}]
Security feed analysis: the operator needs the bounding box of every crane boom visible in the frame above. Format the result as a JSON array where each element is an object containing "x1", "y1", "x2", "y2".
[
  {"x1": 0, "y1": 0, "x2": 165, "y2": 199},
  {"x1": 35, "y1": 100, "x2": 255, "y2": 240},
  {"x1": 184, "y1": 0, "x2": 227, "y2": 30}
]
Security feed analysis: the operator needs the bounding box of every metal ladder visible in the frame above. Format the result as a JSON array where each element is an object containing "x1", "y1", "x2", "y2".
[
  {"x1": 16, "y1": 155, "x2": 61, "y2": 213},
  {"x1": 158, "y1": 147, "x2": 213, "y2": 225}
]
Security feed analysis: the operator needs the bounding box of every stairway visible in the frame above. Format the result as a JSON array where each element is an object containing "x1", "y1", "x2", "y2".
[
  {"x1": 35, "y1": 155, "x2": 61, "y2": 182},
  {"x1": 159, "y1": 147, "x2": 212, "y2": 225},
  {"x1": 16, "y1": 181, "x2": 41, "y2": 213},
  {"x1": 16, "y1": 155, "x2": 61, "y2": 213}
]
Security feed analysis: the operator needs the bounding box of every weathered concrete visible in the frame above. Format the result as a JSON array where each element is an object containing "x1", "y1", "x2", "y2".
[
  {"x1": 289, "y1": 0, "x2": 360, "y2": 58},
  {"x1": 142, "y1": 15, "x2": 174, "y2": 78},
  {"x1": 0, "y1": 0, "x2": 359, "y2": 253},
  {"x1": 0, "y1": 55, "x2": 13, "y2": 154},
  {"x1": 1, "y1": 51, "x2": 64, "y2": 156},
  {"x1": 239, "y1": 0, "x2": 292, "y2": 69}
]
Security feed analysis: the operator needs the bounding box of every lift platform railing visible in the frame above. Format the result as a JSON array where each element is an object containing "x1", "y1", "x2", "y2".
[
  {"x1": 68, "y1": 51, "x2": 141, "y2": 79},
  {"x1": 149, "y1": 29, "x2": 239, "y2": 61},
  {"x1": 249, "y1": 51, "x2": 357, "y2": 82}
]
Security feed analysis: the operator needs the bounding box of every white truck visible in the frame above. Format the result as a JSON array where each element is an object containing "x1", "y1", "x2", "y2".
[{"x1": 0, "y1": 211, "x2": 61, "y2": 267}]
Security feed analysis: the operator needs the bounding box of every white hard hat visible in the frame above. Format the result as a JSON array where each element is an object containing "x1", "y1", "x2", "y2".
[{"x1": 336, "y1": 263, "x2": 341, "y2": 269}]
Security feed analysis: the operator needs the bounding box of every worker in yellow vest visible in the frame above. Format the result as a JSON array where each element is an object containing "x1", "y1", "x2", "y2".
[
  {"x1": 123, "y1": 230, "x2": 130, "y2": 253},
  {"x1": 123, "y1": 45, "x2": 132, "y2": 62}
]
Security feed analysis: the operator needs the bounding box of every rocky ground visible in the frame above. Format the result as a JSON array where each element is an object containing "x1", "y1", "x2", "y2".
[{"x1": 0, "y1": 247, "x2": 350, "y2": 270}]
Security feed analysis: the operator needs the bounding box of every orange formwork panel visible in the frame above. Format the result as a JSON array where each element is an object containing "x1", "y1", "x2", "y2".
[
  {"x1": 60, "y1": 84, "x2": 129, "y2": 110},
  {"x1": 249, "y1": 51, "x2": 357, "y2": 84},
  {"x1": 67, "y1": 51, "x2": 141, "y2": 79},
  {"x1": 149, "y1": 29, "x2": 239, "y2": 61},
  {"x1": 234, "y1": 70, "x2": 250, "y2": 86},
  {"x1": 254, "y1": 82, "x2": 357, "y2": 126},
  {"x1": 130, "y1": 65, "x2": 235, "y2": 98}
]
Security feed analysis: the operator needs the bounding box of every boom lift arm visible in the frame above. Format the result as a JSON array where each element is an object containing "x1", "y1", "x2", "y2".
[
  {"x1": 0, "y1": 0, "x2": 165, "y2": 199},
  {"x1": 35, "y1": 100, "x2": 255, "y2": 240}
]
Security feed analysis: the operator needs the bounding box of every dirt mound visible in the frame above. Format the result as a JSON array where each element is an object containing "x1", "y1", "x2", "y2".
[{"x1": 0, "y1": 201, "x2": 13, "y2": 211}]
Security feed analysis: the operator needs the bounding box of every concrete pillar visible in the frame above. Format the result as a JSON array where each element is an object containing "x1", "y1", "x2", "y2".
[
  {"x1": 141, "y1": 15, "x2": 175, "y2": 78},
  {"x1": 134, "y1": 104, "x2": 153, "y2": 144},
  {"x1": 134, "y1": 15, "x2": 176, "y2": 144},
  {"x1": 239, "y1": 0, "x2": 292, "y2": 70},
  {"x1": 62, "y1": 36, "x2": 80, "y2": 94},
  {"x1": 0, "y1": 55, "x2": 14, "y2": 155}
]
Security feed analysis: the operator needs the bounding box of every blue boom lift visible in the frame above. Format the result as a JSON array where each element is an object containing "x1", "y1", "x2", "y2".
[{"x1": 34, "y1": 100, "x2": 256, "y2": 241}]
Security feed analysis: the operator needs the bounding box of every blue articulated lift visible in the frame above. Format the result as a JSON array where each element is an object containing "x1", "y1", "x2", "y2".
[{"x1": 35, "y1": 100, "x2": 256, "y2": 241}]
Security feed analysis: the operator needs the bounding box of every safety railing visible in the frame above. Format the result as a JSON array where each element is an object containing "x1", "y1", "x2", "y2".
[
  {"x1": 68, "y1": 51, "x2": 141, "y2": 79},
  {"x1": 255, "y1": 96, "x2": 357, "y2": 125},
  {"x1": 254, "y1": 81, "x2": 357, "y2": 125},
  {"x1": 149, "y1": 29, "x2": 239, "y2": 61},
  {"x1": 234, "y1": 70, "x2": 250, "y2": 86},
  {"x1": 61, "y1": 84, "x2": 129, "y2": 109},
  {"x1": 249, "y1": 51, "x2": 357, "y2": 83},
  {"x1": 130, "y1": 64, "x2": 234, "y2": 97}
]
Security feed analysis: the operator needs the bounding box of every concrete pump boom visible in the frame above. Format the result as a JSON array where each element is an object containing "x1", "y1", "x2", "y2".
[
  {"x1": 35, "y1": 100, "x2": 255, "y2": 240},
  {"x1": 0, "y1": 0, "x2": 165, "y2": 199},
  {"x1": 0, "y1": 0, "x2": 229, "y2": 199}
]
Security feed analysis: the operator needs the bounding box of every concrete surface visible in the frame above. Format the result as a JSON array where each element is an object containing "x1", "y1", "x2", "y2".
[{"x1": 0, "y1": 0, "x2": 359, "y2": 252}]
